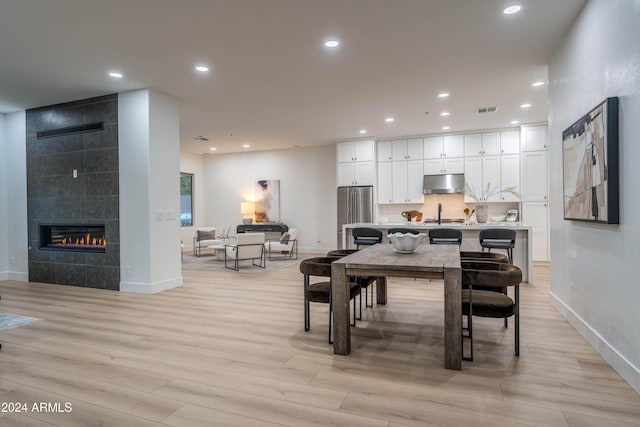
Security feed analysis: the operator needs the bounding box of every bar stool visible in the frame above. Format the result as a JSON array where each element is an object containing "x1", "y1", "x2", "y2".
[
  {"x1": 352, "y1": 227, "x2": 383, "y2": 249},
  {"x1": 479, "y1": 228, "x2": 516, "y2": 264},
  {"x1": 428, "y1": 228, "x2": 462, "y2": 246}
]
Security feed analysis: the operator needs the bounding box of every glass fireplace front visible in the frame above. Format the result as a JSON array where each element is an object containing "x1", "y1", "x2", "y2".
[{"x1": 39, "y1": 224, "x2": 106, "y2": 253}]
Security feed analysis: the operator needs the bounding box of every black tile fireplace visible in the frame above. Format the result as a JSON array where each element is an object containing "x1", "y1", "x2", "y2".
[
  {"x1": 26, "y1": 94, "x2": 120, "y2": 290},
  {"x1": 39, "y1": 224, "x2": 106, "y2": 253}
]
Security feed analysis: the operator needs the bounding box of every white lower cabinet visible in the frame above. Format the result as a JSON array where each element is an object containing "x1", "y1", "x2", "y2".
[{"x1": 521, "y1": 201, "x2": 549, "y2": 261}]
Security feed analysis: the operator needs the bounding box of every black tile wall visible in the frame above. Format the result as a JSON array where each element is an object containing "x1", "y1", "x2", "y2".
[{"x1": 26, "y1": 94, "x2": 120, "y2": 290}]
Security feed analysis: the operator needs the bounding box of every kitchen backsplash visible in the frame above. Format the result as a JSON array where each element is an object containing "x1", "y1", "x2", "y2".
[{"x1": 376, "y1": 194, "x2": 519, "y2": 222}]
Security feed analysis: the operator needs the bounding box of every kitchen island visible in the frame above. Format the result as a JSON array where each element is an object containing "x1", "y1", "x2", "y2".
[{"x1": 342, "y1": 222, "x2": 533, "y2": 282}]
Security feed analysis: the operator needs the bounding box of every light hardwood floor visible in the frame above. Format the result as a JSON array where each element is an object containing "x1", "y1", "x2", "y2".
[{"x1": 1, "y1": 259, "x2": 639, "y2": 426}]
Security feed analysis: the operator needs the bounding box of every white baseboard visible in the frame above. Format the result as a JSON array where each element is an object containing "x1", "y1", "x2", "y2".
[
  {"x1": 550, "y1": 291, "x2": 640, "y2": 394},
  {"x1": 120, "y1": 276, "x2": 183, "y2": 294},
  {"x1": 0, "y1": 271, "x2": 28, "y2": 282}
]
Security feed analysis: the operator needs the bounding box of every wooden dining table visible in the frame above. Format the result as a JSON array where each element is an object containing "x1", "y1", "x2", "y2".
[{"x1": 330, "y1": 243, "x2": 463, "y2": 370}]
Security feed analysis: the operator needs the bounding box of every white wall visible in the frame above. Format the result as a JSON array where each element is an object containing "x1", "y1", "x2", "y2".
[
  {"x1": 0, "y1": 114, "x2": 7, "y2": 279},
  {"x1": 548, "y1": 0, "x2": 640, "y2": 393},
  {"x1": 179, "y1": 152, "x2": 205, "y2": 250},
  {"x1": 203, "y1": 145, "x2": 336, "y2": 253},
  {"x1": 119, "y1": 89, "x2": 182, "y2": 293},
  {"x1": 0, "y1": 112, "x2": 28, "y2": 281}
]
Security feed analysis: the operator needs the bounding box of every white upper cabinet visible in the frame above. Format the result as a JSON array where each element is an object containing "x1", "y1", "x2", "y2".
[
  {"x1": 390, "y1": 138, "x2": 423, "y2": 161},
  {"x1": 377, "y1": 162, "x2": 393, "y2": 203},
  {"x1": 521, "y1": 151, "x2": 548, "y2": 201},
  {"x1": 337, "y1": 139, "x2": 374, "y2": 163},
  {"x1": 423, "y1": 135, "x2": 463, "y2": 159},
  {"x1": 500, "y1": 154, "x2": 520, "y2": 202},
  {"x1": 521, "y1": 126, "x2": 547, "y2": 152},
  {"x1": 443, "y1": 135, "x2": 465, "y2": 158},
  {"x1": 407, "y1": 138, "x2": 424, "y2": 159},
  {"x1": 464, "y1": 157, "x2": 483, "y2": 203},
  {"x1": 391, "y1": 160, "x2": 424, "y2": 203},
  {"x1": 482, "y1": 155, "x2": 502, "y2": 202},
  {"x1": 482, "y1": 132, "x2": 501, "y2": 155},
  {"x1": 500, "y1": 130, "x2": 520, "y2": 154},
  {"x1": 377, "y1": 140, "x2": 393, "y2": 162},
  {"x1": 464, "y1": 134, "x2": 483, "y2": 157},
  {"x1": 424, "y1": 158, "x2": 464, "y2": 175},
  {"x1": 423, "y1": 136, "x2": 443, "y2": 159},
  {"x1": 337, "y1": 162, "x2": 375, "y2": 186}
]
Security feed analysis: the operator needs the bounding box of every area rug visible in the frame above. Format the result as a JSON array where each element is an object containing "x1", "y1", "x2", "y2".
[
  {"x1": 0, "y1": 312, "x2": 41, "y2": 331},
  {"x1": 181, "y1": 253, "x2": 304, "y2": 273}
]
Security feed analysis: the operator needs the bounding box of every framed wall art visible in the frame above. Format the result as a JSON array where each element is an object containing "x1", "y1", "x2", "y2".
[
  {"x1": 562, "y1": 97, "x2": 619, "y2": 224},
  {"x1": 255, "y1": 179, "x2": 280, "y2": 222}
]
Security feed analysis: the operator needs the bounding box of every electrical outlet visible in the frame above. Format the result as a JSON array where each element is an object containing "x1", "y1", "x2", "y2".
[{"x1": 73, "y1": 169, "x2": 78, "y2": 178}]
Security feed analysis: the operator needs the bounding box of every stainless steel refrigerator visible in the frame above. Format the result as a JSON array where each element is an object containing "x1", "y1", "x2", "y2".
[{"x1": 337, "y1": 186, "x2": 374, "y2": 249}]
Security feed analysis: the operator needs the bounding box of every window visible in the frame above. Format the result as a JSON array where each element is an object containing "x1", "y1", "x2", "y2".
[{"x1": 180, "y1": 173, "x2": 193, "y2": 227}]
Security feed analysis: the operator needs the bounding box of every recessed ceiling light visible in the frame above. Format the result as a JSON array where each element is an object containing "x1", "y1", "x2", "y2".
[
  {"x1": 442, "y1": 126, "x2": 450, "y2": 130},
  {"x1": 108, "y1": 72, "x2": 123, "y2": 78},
  {"x1": 511, "y1": 120, "x2": 520, "y2": 125},
  {"x1": 359, "y1": 129, "x2": 367, "y2": 134},
  {"x1": 438, "y1": 92, "x2": 450, "y2": 99},
  {"x1": 385, "y1": 117, "x2": 395, "y2": 123},
  {"x1": 503, "y1": 5, "x2": 521, "y2": 15},
  {"x1": 440, "y1": 112, "x2": 450, "y2": 116},
  {"x1": 209, "y1": 147, "x2": 217, "y2": 151},
  {"x1": 195, "y1": 65, "x2": 209, "y2": 72},
  {"x1": 324, "y1": 40, "x2": 339, "y2": 48},
  {"x1": 242, "y1": 144, "x2": 251, "y2": 149},
  {"x1": 532, "y1": 81, "x2": 545, "y2": 87},
  {"x1": 520, "y1": 103, "x2": 532, "y2": 108}
]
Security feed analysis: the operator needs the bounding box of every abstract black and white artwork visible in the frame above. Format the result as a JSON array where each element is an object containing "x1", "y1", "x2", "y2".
[
  {"x1": 255, "y1": 180, "x2": 280, "y2": 222},
  {"x1": 562, "y1": 97, "x2": 619, "y2": 224}
]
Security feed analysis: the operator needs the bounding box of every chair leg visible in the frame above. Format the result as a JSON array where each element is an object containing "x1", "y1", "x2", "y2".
[
  {"x1": 304, "y1": 300, "x2": 310, "y2": 331},
  {"x1": 328, "y1": 302, "x2": 333, "y2": 344},
  {"x1": 463, "y1": 287, "x2": 474, "y2": 362},
  {"x1": 515, "y1": 285, "x2": 520, "y2": 357},
  {"x1": 358, "y1": 291, "x2": 362, "y2": 320},
  {"x1": 352, "y1": 298, "x2": 357, "y2": 327}
]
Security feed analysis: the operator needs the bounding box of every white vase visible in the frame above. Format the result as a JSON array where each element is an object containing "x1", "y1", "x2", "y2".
[{"x1": 476, "y1": 204, "x2": 488, "y2": 223}]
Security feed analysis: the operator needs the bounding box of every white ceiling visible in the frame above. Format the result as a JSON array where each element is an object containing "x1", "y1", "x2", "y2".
[{"x1": 0, "y1": 0, "x2": 585, "y2": 155}]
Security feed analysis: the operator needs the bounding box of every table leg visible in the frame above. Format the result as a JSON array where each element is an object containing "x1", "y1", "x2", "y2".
[
  {"x1": 331, "y1": 262, "x2": 351, "y2": 355},
  {"x1": 376, "y1": 277, "x2": 387, "y2": 305},
  {"x1": 444, "y1": 267, "x2": 462, "y2": 370}
]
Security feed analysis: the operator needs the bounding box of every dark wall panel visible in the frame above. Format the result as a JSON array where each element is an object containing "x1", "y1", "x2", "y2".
[{"x1": 26, "y1": 94, "x2": 120, "y2": 290}]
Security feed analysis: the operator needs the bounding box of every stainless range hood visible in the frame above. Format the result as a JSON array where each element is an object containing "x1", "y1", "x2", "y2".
[{"x1": 423, "y1": 173, "x2": 465, "y2": 195}]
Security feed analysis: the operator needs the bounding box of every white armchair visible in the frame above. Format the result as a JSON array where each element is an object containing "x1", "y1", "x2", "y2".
[
  {"x1": 225, "y1": 232, "x2": 266, "y2": 271},
  {"x1": 193, "y1": 228, "x2": 219, "y2": 256},
  {"x1": 264, "y1": 228, "x2": 298, "y2": 260}
]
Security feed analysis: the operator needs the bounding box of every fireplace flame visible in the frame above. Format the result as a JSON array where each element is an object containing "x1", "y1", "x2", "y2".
[{"x1": 58, "y1": 233, "x2": 106, "y2": 248}]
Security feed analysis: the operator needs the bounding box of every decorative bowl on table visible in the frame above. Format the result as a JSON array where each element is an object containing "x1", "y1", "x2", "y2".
[{"x1": 387, "y1": 232, "x2": 427, "y2": 253}]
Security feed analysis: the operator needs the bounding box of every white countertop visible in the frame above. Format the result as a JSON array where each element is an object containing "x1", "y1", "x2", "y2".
[{"x1": 344, "y1": 222, "x2": 531, "y2": 230}]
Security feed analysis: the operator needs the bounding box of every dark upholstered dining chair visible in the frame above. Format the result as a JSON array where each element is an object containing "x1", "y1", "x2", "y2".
[
  {"x1": 326, "y1": 249, "x2": 378, "y2": 319},
  {"x1": 461, "y1": 260, "x2": 522, "y2": 361},
  {"x1": 300, "y1": 257, "x2": 359, "y2": 344}
]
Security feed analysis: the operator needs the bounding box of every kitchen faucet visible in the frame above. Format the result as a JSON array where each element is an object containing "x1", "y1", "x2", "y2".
[{"x1": 437, "y1": 203, "x2": 442, "y2": 225}]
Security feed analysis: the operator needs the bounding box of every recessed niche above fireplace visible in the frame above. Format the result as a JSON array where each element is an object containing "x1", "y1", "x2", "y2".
[{"x1": 39, "y1": 224, "x2": 106, "y2": 253}]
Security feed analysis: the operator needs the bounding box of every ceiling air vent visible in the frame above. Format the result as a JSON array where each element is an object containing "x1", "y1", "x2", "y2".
[
  {"x1": 193, "y1": 135, "x2": 209, "y2": 141},
  {"x1": 476, "y1": 106, "x2": 498, "y2": 114}
]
